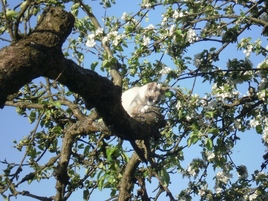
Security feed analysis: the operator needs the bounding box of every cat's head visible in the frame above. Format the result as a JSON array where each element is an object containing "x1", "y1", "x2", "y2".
[{"x1": 145, "y1": 82, "x2": 167, "y2": 106}]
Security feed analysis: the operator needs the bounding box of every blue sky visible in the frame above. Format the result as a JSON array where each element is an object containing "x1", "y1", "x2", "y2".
[{"x1": 0, "y1": 1, "x2": 267, "y2": 200}]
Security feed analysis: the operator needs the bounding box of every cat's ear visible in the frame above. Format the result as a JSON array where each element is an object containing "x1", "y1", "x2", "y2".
[{"x1": 147, "y1": 82, "x2": 157, "y2": 90}]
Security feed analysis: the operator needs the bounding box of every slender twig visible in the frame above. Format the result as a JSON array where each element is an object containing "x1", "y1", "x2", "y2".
[{"x1": 1, "y1": 0, "x2": 14, "y2": 40}]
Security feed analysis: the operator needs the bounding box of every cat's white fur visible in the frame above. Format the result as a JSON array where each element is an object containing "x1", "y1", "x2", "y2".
[{"x1": 122, "y1": 82, "x2": 164, "y2": 117}]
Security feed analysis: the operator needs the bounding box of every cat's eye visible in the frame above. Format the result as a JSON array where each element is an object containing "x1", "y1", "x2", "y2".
[{"x1": 148, "y1": 97, "x2": 154, "y2": 102}]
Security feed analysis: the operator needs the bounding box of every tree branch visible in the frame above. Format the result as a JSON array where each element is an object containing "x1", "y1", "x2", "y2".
[{"x1": 0, "y1": 7, "x2": 163, "y2": 143}]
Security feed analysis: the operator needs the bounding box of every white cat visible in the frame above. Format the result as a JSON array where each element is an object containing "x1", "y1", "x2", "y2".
[{"x1": 122, "y1": 82, "x2": 165, "y2": 117}]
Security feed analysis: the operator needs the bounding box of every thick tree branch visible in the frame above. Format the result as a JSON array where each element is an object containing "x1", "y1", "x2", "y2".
[
  {"x1": 0, "y1": 7, "x2": 163, "y2": 145},
  {"x1": 118, "y1": 152, "x2": 140, "y2": 201}
]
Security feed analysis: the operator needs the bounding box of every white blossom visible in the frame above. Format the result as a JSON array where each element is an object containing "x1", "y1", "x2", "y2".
[
  {"x1": 186, "y1": 115, "x2": 192, "y2": 121},
  {"x1": 194, "y1": 53, "x2": 202, "y2": 67},
  {"x1": 234, "y1": 119, "x2": 242, "y2": 129},
  {"x1": 142, "y1": 36, "x2": 150, "y2": 46},
  {"x1": 207, "y1": 151, "x2": 215, "y2": 161},
  {"x1": 216, "y1": 171, "x2": 232, "y2": 184},
  {"x1": 198, "y1": 189, "x2": 206, "y2": 196},
  {"x1": 257, "y1": 90, "x2": 266, "y2": 101},
  {"x1": 159, "y1": 66, "x2": 172, "y2": 75},
  {"x1": 86, "y1": 39, "x2": 96, "y2": 48},
  {"x1": 161, "y1": 15, "x2": 167, "y2": 26},
  {"x1": 86, "y1": 34, "x2": 96, "y2": 48},
  {"x1": 206, "y1": 99, "x2": 217, "y2": 110},
  {"x1": 102, "y1": 36, "x2": 108, "y2": 44},
  {"x1": 176, "y1": 100, "x2": 182, "y2": 110},
  {"x1": 169, "y1": 24, "x2": 175, "y2": 36},
  {"x1": 113, "y1": 35, "x2": 122, "y2": 46},
  {"x1": 95, "y1": 27, "x2": 103, "y2": 36},
  {"x1": 257, "y1": 59, "x2": 268, "y2": 78},
  {"x1": 187, "y1": 165, "x2": 196, "y2": 176},
  {"x1": 144, "y1": 24, "x2": 155, "y2": 30},
  {"x1": 248, "y1": 192, "x2": 258, "y2": 201},
  {"x1": 172, "y1": 10, "x2": 183, "y2": 19},
  {"x1": 243, "y1": 44, "x2": 253, "y2": 57},
  {"x1": 214, "y1": 187, "x2": 222, "y2": 194},
  {"x1": 108, "y1": 31, "x2": 118, "y2": 37},
  {"x1": 256, "y1": 171, "x2": 266, "y2": 180},
  {"x1": 257, "y1": 59, "x2": 268, "y2": 69},
  {"x1": 143, "y1": 3, "x2": 152, "y2": 9},
  {"x1": 121, "y1": 12, "x2": 128, "y2": 20},
  {"x1": 249, "y1": 119, "x2": 260, "y2": 128},
  {"x1": 258, "y1": 78, "x2": 268, "y2": 90},
  {"x1": 262, "y1": 126, "x2": 268, "y2": 144},
  {"x1": 187, "y1": 28, "x2": 198, "y2": 43},
  {"x1": 255, "y1": 38, "x2": 262, "y2": 46}
]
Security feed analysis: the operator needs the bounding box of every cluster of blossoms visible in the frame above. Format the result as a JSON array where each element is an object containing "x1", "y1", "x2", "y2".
[
  {"x1": 243, "y1": 191, "x2": 258, "y2": 201},
  {"x1": 164, "y1": 24, "x2": 174, "y2": 37},
  {"x1": 141, "y1": 24, "x2": 156, "y2": 46},
  {"x1": 144, "y1": 24, "x2": 155, "y2": 30},
  {"x1": 214, "y1": 171, "x2": 232, "y2": 193},
  {"x1": 243, "y1": 44, "x2": 253, "y2": 57},
  {"x1": 216, "y1": 171, "x2": 232, "y2": 184},
  {"x1": 121, "y1": 12, "x2": 128, "y2": 20},
  {"x1": 249, "y1": 115, "x2": 261, "y2": 128},
  {"x1": 161, "y1": 14, "x2": 168, "y2": 26},
  {"x1": 121, "y1": 12, "x2": 140, "y2": 27},
  {"x1": 142, "y1": 36, "x2": 151, "y2": 46},
  {"x1": 256, "y1": 78, "x2": 268, "y2": 102},
  {"x1": 206, "y1": 151, "x2": 215, "y2": 161},
  {"x1": 159, "y1": 66, "x2": 172, "y2": 75},
  {"x1": 211, "y1": 83, "x2": 240, "y2": 101},
  {"x1": 172, "y1": 10, "x2": 184, "y2": 19},
  {"x1": 85, "y1": 27, "x2": 103, "y2": 48},
  {"x1": 187, "y1": 164, "x2": 197, "y2": 177},
  {"x1": 187, "y1": 28, "x2": 199, "y2": 43},
  {"x1": 249, "y1": 114, "x2": 268, "y2": 145},
  {"x1": 261, "y1": 117, "x2": 268, "y2": 144},
  {"x1": 257, "y1": 59, "x2": 268, "y2": 76},
  {"x1": 86, "y1": 28, "x2": 126, "y2": 48},
  {"x1": 251, "y1": 118, "x2": 268, "y2": 145},
  {"x1": 86, "y1": 34, "x2": 96, "y2": 48},
  {"x1": 240, "y1": 38, "x2": 262, "y2": 57},
  {"x1": 103, "y1": 31, "x2": 125, "y2": 46}
]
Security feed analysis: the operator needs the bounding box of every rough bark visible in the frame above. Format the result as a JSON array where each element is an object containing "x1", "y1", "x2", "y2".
[{"x1": 118, "y1": 152, "x2": 140, "y2": 201}]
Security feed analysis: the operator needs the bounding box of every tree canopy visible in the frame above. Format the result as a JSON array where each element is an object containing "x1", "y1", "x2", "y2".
[{"x1": 0, "y1": 0, "x2": 268, "y2": 201}]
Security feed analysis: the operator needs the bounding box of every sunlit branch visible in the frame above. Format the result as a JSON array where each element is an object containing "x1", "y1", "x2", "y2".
[{"x1": 78, "y1": 0, "x2": 122, "y2": 87}]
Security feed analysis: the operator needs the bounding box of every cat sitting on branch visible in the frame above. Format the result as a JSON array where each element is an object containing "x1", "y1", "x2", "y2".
[{"x1": 121, "y1": 82, "x2": 168, "y2": 118}]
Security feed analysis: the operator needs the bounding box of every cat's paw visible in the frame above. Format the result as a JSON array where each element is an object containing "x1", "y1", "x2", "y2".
[{"x1": 141, "y1": 105, "x2": 149, "y2": 113}]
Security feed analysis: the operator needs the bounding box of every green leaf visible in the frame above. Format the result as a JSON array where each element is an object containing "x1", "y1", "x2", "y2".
[
  {"x1": 28, "y1": 111, "x2": 36, "y2": 123},
  {"x1": 97, "y1": 174, "x2": 106, "y2": 191},
  {"x1": 159, "y1": 168, "x2": 170, "y2": 187},
  {"x1": 91, "y1": 62, "x2": 99, "y2": 71},
  {"x1": 6, "y1": 9, "x2": 18, "y2": 19},
  {"x1": 53, "y1": 101, "x2": 61, "y2": 108},
  {"x1": 205, "y1": 138, "x2": 213, "y2": 151},
  {"x1": 256, "y1": 125, "x2": 262, "y2": 134},
  {"x1": 84, "y1": 145, "x2": 90, "y2": 155},
  {"x1": 208, "y1": 128, "x2": 218, "y2": 135},
  {"x1": 83, "y1": 189, "x2": 89, "y2": 201},
  {"x1": 106, "y1": 146, "x2": 119, "y2": 161},
  {"x1": 187, "y1": 132, "x2": 199, "y2": 146}
]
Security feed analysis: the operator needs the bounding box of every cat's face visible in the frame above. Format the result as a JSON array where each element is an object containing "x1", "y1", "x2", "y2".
[{"x1": 145, "y1": 83, "x2": 164, "y2": 106}]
